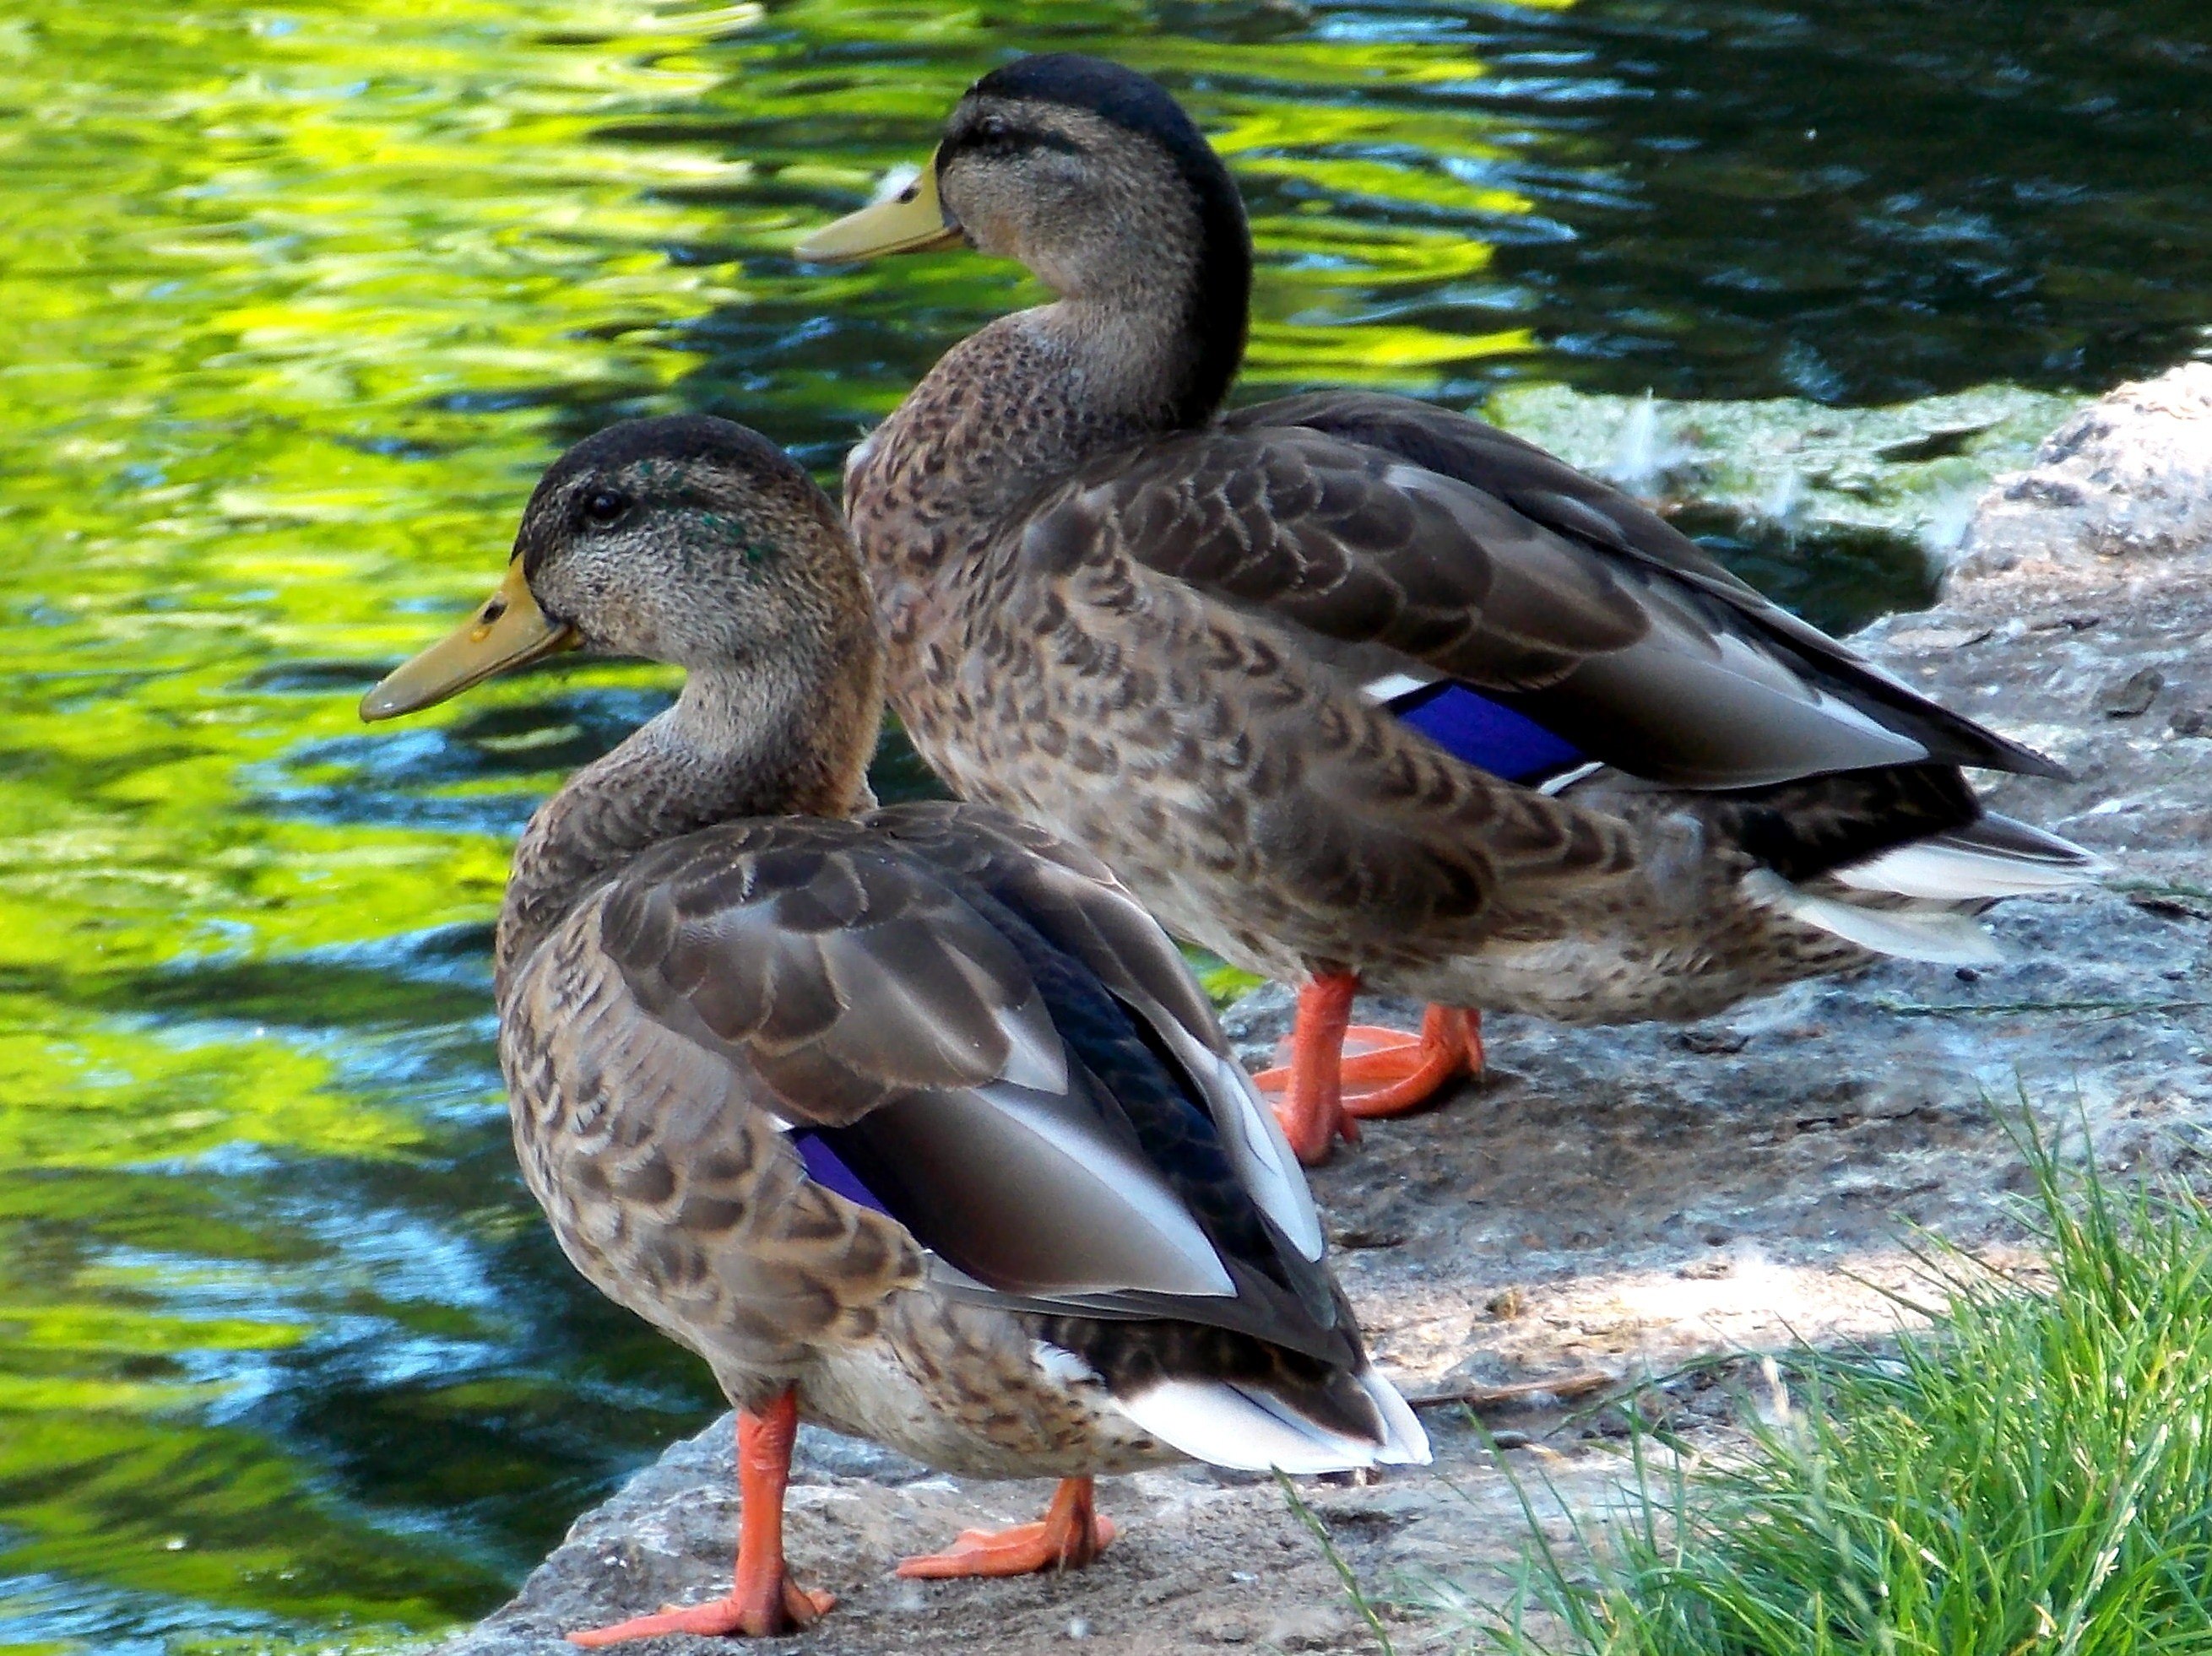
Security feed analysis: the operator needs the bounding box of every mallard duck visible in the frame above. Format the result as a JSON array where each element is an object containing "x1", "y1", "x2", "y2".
[
  {"x1": 357, "y1": 414, "x2": 1425, "y2": 1644},
  {"x1": 796, "y1": 53, "x2": 2097, "y2": 1166}
]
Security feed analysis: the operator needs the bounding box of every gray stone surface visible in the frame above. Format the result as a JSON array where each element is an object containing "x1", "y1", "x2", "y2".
[
  {"x1": 1954, "y1": 360, "x2": 2212, "y2": 576},
  {"x1": 429, "y1": 365, "x2": 2212, "y2": 1656}
]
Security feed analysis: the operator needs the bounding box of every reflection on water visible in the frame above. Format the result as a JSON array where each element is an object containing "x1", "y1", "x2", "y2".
[{"x1": 2, "y1": 0, "x2": 2207, "y2": 1648}]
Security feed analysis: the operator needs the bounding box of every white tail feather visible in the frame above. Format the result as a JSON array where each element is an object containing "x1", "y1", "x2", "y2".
[
  {"x1": 1741, "y1": 869, "x2": 2004, "y2": 966},
  {"x1": 1113, "y1": 1376, "x2": 1406, "y2": 1475},
  {"x1": 1358, "y1": 1366, "x2": 1432, "y2": 1465},
  {"x1": 1832, "y1": 833, "x2": 2101, "y2": 901}
]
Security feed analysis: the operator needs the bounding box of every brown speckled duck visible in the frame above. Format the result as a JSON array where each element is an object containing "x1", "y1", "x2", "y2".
[
  {"x1": 799, "y1": 53, "x2": 2097, "y2": 1166},
  {"x1": 357, "y1": 415, "x2": 1424, "y2": 1645}
]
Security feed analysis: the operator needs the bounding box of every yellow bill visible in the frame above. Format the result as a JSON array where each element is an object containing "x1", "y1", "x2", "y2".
[
  {"x1": 360, "y1": 561, "x2": 579, "y2": 722},
  {"x1": 794, "y1": 154, "x2": 963, "y2": 262}
]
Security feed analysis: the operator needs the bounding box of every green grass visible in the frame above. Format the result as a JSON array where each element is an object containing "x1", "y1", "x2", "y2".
[{"x1": 1456, "y1": 1120, "x2": 2212, "y2": 1655}]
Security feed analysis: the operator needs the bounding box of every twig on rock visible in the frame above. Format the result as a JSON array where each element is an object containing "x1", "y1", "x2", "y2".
[{"x1": 1401, "y1": 1369, "x2": 1618, "y2": 1411}]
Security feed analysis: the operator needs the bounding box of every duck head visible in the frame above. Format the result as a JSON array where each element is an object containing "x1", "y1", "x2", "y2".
[
  {"x1": 361, "y1": 415, "x2": 870, "y2": 722},
  {"x1": 800, "y1": 54, "x2": 1250, "y2": 426}
]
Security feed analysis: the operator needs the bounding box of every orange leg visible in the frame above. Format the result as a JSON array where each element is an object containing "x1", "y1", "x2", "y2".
[
  {"x1": 568, "y1": 1392, "x2": 833, "y2": 1646},
  {"x1": 1342, "y1": 1005, "x2": 1485, "y2": 1118},
  {"x1": 1250, "y1": 973, "x2": 1360, "y2": 1165},
  {"x1": 1255, "y1": 992, "x2": 1484, "y2": 1162},
  {"x1": 895, "y1": 1475, "x2": 1116, "y2": 1580}
]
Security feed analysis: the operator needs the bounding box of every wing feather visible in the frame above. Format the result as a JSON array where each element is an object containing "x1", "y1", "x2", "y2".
[
  {"x1": 592, "y1": 809, "x2": 1346, "y2": 1361},
  {"x1": 870, "y1": 802, "x2": 1324, "y2": 1264},
  {"x1": 1022, "y1": 392, "x2": 2064, "y2": 787}
]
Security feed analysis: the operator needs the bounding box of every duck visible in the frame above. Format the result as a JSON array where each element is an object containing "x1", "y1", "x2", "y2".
[
  {"x1": 795, "y1": 52, "x2": 2098, "y2": 1166},
  {"x1": 356, "y1": 414, "x2": 1426, "y2": 1645}
]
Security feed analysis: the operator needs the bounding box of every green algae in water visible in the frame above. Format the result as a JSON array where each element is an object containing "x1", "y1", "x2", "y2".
[{"x1": 0, "y1": 4, "x2": 762, "y2": 1650}]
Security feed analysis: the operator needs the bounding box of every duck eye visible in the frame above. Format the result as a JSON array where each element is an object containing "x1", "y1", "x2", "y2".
[
  {"x1": 969, "y1": 112, "x2": 1033, "y2": 153},
  {"x1": 581, "y1": 488, "x2": 631, "y2": 528}
]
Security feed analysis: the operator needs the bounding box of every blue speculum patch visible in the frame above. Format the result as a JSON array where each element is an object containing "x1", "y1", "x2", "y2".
[
  {"x1": 1389, "y1": 682, "x2": 1585, "y2": 782},
  {"x1": 794, "y1": 1129, "x2": 891, "y2": 1215}
]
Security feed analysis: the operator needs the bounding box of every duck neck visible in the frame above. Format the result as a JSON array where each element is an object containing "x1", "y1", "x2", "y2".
[
  {"x1": 1027, "y1": 203, "x2": 1249, "y2": 439},
  {"x1": 494, "y1": 633, "x2": 881, "y2": 998},
  {"x1": 851, "y1": 170, "x2": 1250, "y2": 568}
]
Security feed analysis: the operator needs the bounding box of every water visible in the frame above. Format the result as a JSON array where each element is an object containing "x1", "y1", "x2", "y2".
[{"x1": 2, "y1": 1, "x2": 2207, "y2": 1648}]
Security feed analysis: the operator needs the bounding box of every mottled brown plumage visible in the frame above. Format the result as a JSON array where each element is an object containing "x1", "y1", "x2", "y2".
[
  {"x1": 816, "y1": 57, "x2": 2095, "y2": 1150},
  {"x1": 357, "y1": 414, "x2": 1423, "y2": 1637}
]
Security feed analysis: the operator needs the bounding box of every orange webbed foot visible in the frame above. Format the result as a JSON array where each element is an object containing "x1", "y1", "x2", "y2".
[
  {"x1": 1255, "y1": 1004, "x2": 1484, "y2": 1145},
  {"x1": 895, "y1": 1477, "x2": 1114, "y2": 1580},
  {"x1": 893, "y1": 1515, "x2": 1117, "y2": 1579},
  {"x1": 567, "y1": 1581, "x2": 834, "y2": 1645},
  {"x1": 567, "y1": 1392, "x2": 832, "y2": 1644}
]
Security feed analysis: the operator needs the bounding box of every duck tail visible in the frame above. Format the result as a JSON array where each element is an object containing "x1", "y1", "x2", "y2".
[
  {"x1": 1039, "y1": 1335, "x2": 1433, "y2": 1476},
  {"x1": 1743, "y1": 809, "x2": 2101, "y2": 967},
  {"x1": 1828, "y1": 811, "x2": 2105, "y2": 901},
  {"x1": 1355, "y1": 1362, "x2": 1432, "y2": 1465},
  {"x1": 1108, "y1": 1363, "x2": 1430, "y2": 1473},
  {"x1": 1739, "y1": 869, "x2": 2005, "y2": 966}
]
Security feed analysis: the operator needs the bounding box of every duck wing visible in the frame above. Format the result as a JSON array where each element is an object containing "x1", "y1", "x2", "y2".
[
  {"x1": 1238, "y1": 390, "x2": 2066, "y2": 782},
  {"x1": 1018, "y1": 392, "x2": 2061, "y2": 787},
  {"x1": 865, "y1": 799, "x2": 1324, "y2": 1269},
  {"x1": 593, "y1": 809, "x2": 1348, "y2": 1367}
]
